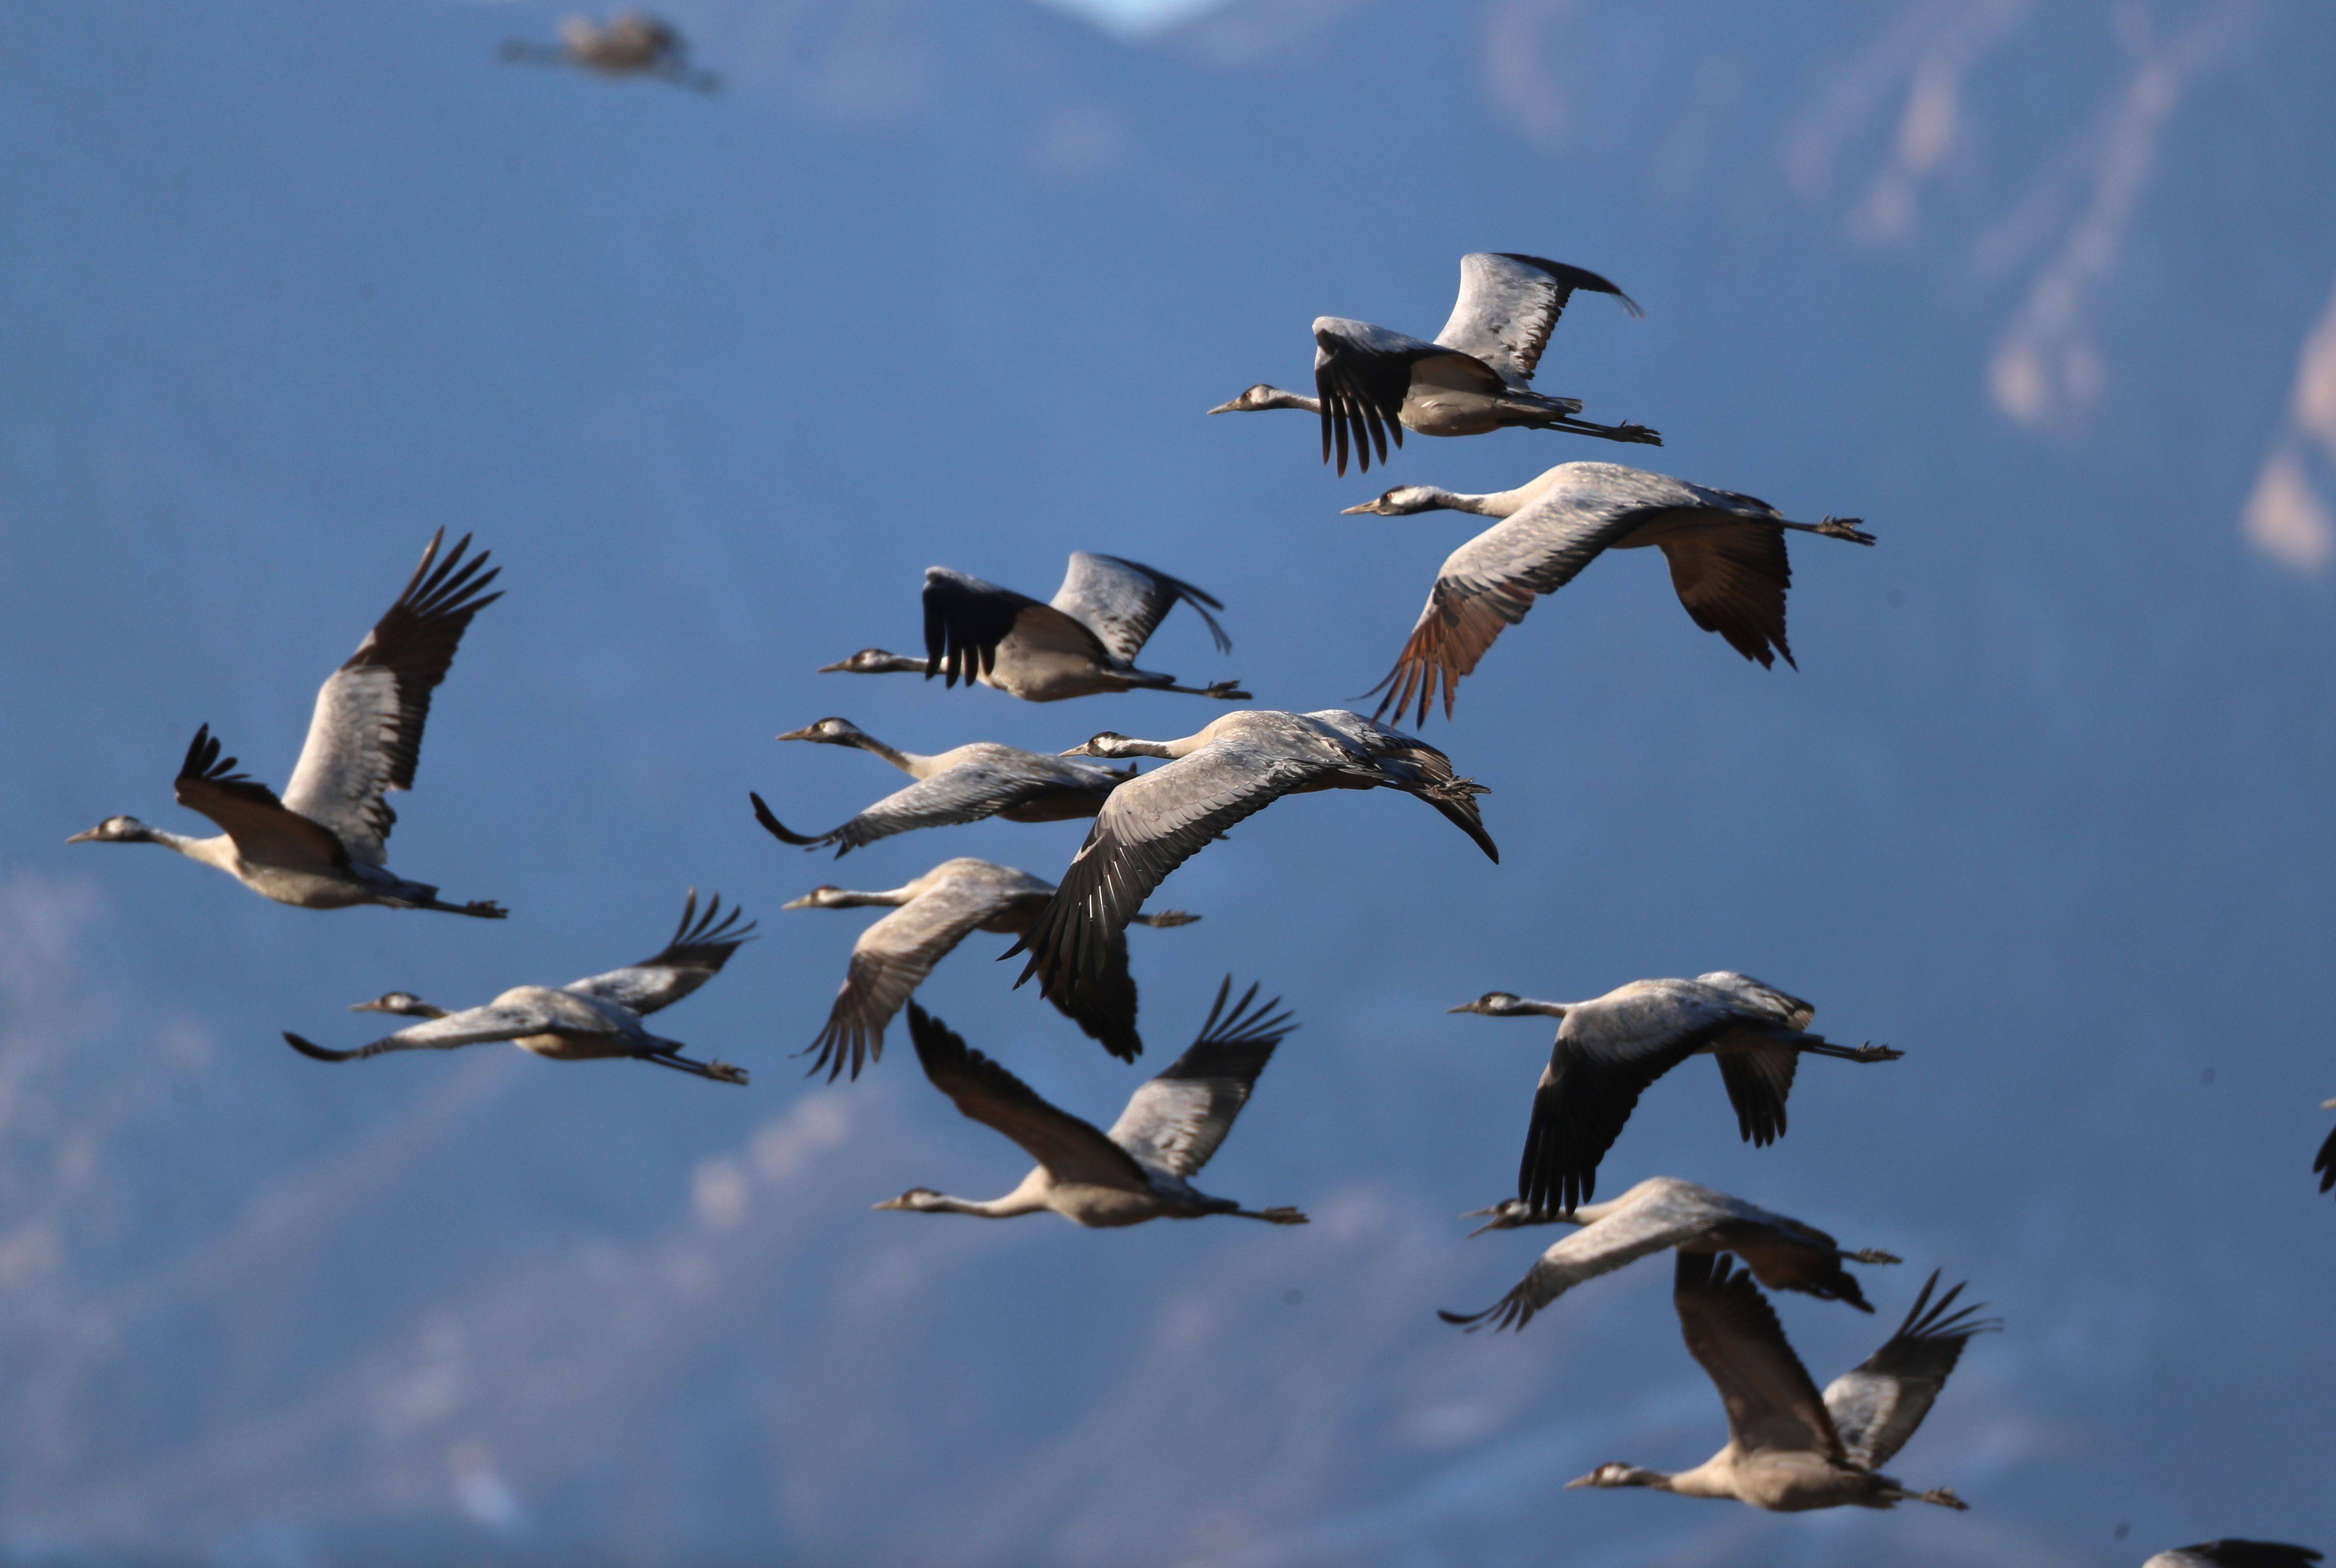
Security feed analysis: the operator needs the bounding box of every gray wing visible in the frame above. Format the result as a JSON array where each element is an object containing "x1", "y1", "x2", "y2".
[
  {"x1": 1694, "y1": 972, "x2": 1827, "y2": 1154},
  {"x1": 1518, "y1": 981, "x2": 1746, "y2": 1212},
  {"x1": 752, "y1": 761, "x2": 1064, "y2": 858},
  {"x1": 284, "y1": 1002, "x2": 552, "y2": 1062},
  {"x1": 1303, "y1": 709, "x2": 1500, "y2": 860},
  {"x1": 1712, "y1": 1035, "x2": 1801, "y2": 1148},
  {"x1": 1442, "y1": 1177, "x2": 1730, "y2": 1332},
  {"x1": 566, "y1": 890, "x2": 756, "y2": 1017},
  {"x1": 281, "y1": 532, "x2": 501, "y2": 865},
  {"x1": 1659, "y1": 520, "x2": 1797, "y2": 669},
  {"x1": 1695, "y1": 970, "x2": 1817, "y2": 1029},
  {"x1": 805, "y1": 872, "x2": 1031, "y2": 1082},
  {"x1": 1009, "y1": 735, "x2": 1334, "y2": 1007},
  {"x1": 1367, "y1": 478, "x2": 1658, "y2": 726},
  {"x1": 1822, "y1": 1270, "x2": 1998, "y2": 1470},
  {"x1": 923, "y1": 566, "x2": 1107, "y2": 686},
  {"x1": 1107, "y1": 978, "x2": 1294, "y2": 1177},
  {"x1": 903, "y1": 1002, "x2": 1150, "y2": 1189},
  {"x1": 2147, "y1": 1546, "x2": 2325, "y2": 1568},
  {"x1": 1052, "y1": 552, "x2": 1231, "y2": 664},
  {"x1": 1434, "y1": 253, "x2": 1641, "y2": 390},
  {"x1": 1673, "y1": 1252, "x2": 1844, "y2": 1460}
]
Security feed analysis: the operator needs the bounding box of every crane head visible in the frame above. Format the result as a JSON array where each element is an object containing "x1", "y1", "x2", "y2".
[
  {"x1": 1342, "y1": 486, "x2": 1441, "y2": 516},
  {"x1": 1208, "y1": 384, "x2": 1284, "y2": 414},
  {"x1": 66, "y1": 815, "x2": 153, "y2": 845},
  {"x1": 782, "y1": 886, "x2": 847, "y2": 910},
  {"x1": 776, "y1": 717, "x2": 866, "y2": 744},
  {"x1": 819, "y1": 648, "x2": 921, "y2": 675},
  {"x1": 352, "y1": 992, "x2": 443, "y2": 1017}
]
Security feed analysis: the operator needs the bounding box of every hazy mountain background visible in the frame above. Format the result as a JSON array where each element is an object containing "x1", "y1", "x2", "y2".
[{"x1": 3, "y1": 0, "x2": 2334, "y2": 1562}]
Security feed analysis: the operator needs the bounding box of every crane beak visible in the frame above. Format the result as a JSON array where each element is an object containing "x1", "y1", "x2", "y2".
[
  {"x1": 2323, "y1": 1097, "x2": 2336, "y2": 1110},
  {"x1": 1058, "y1": 742, "x2": 1099, "y2": 757},
  {"x1": 1564, "y1": 1473, "x2": 1598, "y2": 1490},
  {"x1": 1447, "y1": 1000, "x2": 1484, "y2": 1015},
  {"x1": 775, "y1": 725, "x2": 821, "y2": 741},
  {"x1": 1206, "y1": 398, "x2": 1241, "y2": 415},
  {"x1": 815, "y1": 659, "x2": 853, "y2": 674},
  {"x1": 63, "y1": 828, "x2": 100, "y2": 844},
  {"x1": 871, "y1": 1196, "x2": 910, "y2": 1210},
  {"x1": 349, "y1": 998, "x2": 397, "y2": 1013},
  {"x1": 1340, "y1": 500, "x2": 1384, "y2": 514},
  {"x1": 780, "y1": 893, "x2": 821, "y2": 910}
]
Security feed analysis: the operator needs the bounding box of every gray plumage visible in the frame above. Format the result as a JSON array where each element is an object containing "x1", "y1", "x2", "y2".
[
  {"x1": 1345, "y1": 461, "x2": 1874, "y2": 723},
  {"x1": 1211, "y1": 253, "x2": 1658, "y2": 474},
  {"x1": 2145, "y1": 1545, "x2": 2323, "y2": 1568},
  {"x1": 821, "y1": 553, "x2": 1246, "y2": 704},
  {"x1": 283, "y1": 891, "x2": 753, "y2": 1084},
  {"x1": 1008, "y1": 710, "x2": 1496, "y2": 1015},
  {"x1": 1567, "y1": 1255, "x2": 1995, "y2": 1512},
  {"x1": 874, "y1": 978, "x2": 1306, "y2": 1228},
  {"x1": 1440, "y1": 1176, "x2": 1899, "y2": 1333},
  {"x1": 68, "y1": 532, "x2": 505, "y2": 917},
  {"x1": 784, "y1": 857, "x2": 1198, "y2": 1080},
  {"x1": 749, "y1": 717, "x2": 1131, "y2": 857},
  {"x1": 1451, "y1": 974, "x2": 1902, "y2": 1215}
]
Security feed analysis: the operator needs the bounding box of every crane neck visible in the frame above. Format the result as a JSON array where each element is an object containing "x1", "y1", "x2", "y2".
[
  {"x1": 825, "y1": 888, "x2": 916, "y2": 909},
  {"x1": 934, "y1": 1190, "x2": 1046, "y2": 1218},
  {"x1": 1260, "y1": 386, "x2": 1320, "y2": 412},
  {"x1": 1087, "y1": 737, "x2": 1185, "y2": 761},
  {"x1": 1424, "y1": 485, "x2": 1532, "y2": 518},
  {"x1": 1501, "y1": 998, "x2": 1570, "y2": 1018},
  {"x1": 153, "y1": 829, "x2": 238, "y2": 870},
  {"x1": 839, "y1": 732, "x2": 918, "y2": 773}
]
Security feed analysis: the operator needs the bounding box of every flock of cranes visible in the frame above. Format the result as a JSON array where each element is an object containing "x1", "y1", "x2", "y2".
[{"x1": 62, "y1": 12, "x2": 2326, "y2": 1550}]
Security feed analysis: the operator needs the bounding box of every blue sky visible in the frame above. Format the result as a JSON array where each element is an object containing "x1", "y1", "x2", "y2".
[{"x1": 2, "y1": 1, "x2": 2334, "y2": 1563}]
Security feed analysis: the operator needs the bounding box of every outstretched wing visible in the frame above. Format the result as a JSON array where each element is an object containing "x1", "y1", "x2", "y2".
[
  {"x1": 904, "y1": 1003, "x2": 1148, "y2": 1188},
  {"x1": 754, "y1": 761, "x2": 1072, "y2": 861},
  {"x1": 1673, "y1": 1252, "x2": 1842, "y2": 1459},
  {"x1": 1712, "y1": 1037, "x2": 1801, "y2": 1147},
  {"x1": 1434, "y1": 253, "x2": 1641, "y2": 390},
  {"x1": 1822, "y1": 1270, "x2": 1998, "y2": 1470},
  {"x1": 2317, "y1": 1117, "x2": 2336, "y2": 1194},
  {"x1": 1300, "y1": 709, "x2": 1499, "y2": 861},
  {"x1": 566, "y1": 890, "x2": 756, "y2": 1016},
  {"x1": 1313, "y1": 317, "x2": 1492, "y2": 477},
  {"x1": 1368, "y1": 484, "x2": 1654, "y2": 726},
  {"x1": 1107, "y1": 978, "x2": 1294, "y2": 1176},
  {"x1": 1009, "y1": 737, "x2": 1331, "y2": 1004},
  {"x1": 1659, "y1": 520, "x2": 1797, "y2": 669},
  {"x1": 923, "y1": 567, "x2": 1106, "y2": 687},
  {"x1": 1052, "y1": 552, "x2": 1232, "y2": 664},
  {"x1": 281, "y1": 531, "x2": 501, "y2": 865},
  {"x1": 1517, "y1": 982, "x2": 1742, "y2": 1213},
  {"x1": 173, "y1": 725, "x2": 347, "y2": 873},
  {"x1": 804, "y1": 873, "x2": 1030, "y2": 1082},
  {"x1": 1441, "y1": 1177, "x2": 1726, "y2": 1332},
  {"x1": 284, "y1": 1001, "x2": 551, "y2": 1062}
]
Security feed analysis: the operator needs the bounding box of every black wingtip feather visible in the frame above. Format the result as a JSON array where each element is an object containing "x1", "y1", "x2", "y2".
[
  {"x1": 283, "y1": 1032, "x2": 352, "y2": 1062},
  {"x1": 749, "y1": 792, "x2": 832, "y2": 849}
]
